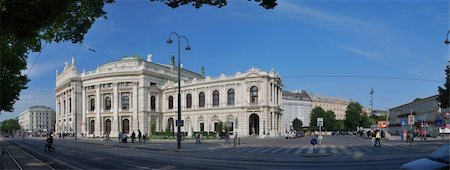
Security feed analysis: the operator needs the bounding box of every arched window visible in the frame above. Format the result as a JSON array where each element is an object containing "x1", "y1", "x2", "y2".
[
  {"x1": 150, "y1": 96, "x2": 156, "y2": 110},
  {"x1": 122, "y1": 96, "x2": 129, "y2": 110},
  {"x1": 105, "y1": 97, "x2": 111, "y2": 110},
  {"x1": 213, "y1": 90, "x2": 219, "y2": 106},
  {"x1": 90, "y1": 99, "x2": 95, "y2": 111},
  {"x1": 186, "y1": 94, "x2": 192, "y2": 108},
  {"x1": 199, "y1": 92, "x2": 205, "y2": 108},
  {"x1": 89, "y1": 119, "x2": 95, "y2": 134},
  {"x1": 227, "y1": 89, "x2": 235, "y2": 106},
  {"x1": 250, "y1": 86, "x2": 258, "y2": 104},
  {"x1": 168, "y1": 96, "x2": 173, "y2": 109}
]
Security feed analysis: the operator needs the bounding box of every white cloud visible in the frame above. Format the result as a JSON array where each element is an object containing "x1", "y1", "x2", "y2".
[
  {"x1": 0, "y1": 88, "x2": 55, "y2": 121},
  {"x1": 340, "y1": 46, "x2": 379, "y2": 59}
]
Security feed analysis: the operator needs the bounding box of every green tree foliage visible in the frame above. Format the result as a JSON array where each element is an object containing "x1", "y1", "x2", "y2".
[
  {"x1": 292, "y1": 118, "x2": 303, "y2": 131},
  {"x1": 0, "y1": 0, "x2": 114, "y2": 112},
  {"x1": 333, "y1": 120, "x2": 345, "y2": 131},
  {"x1": 150, "y1": 0, "x2": 277, "y2": 9},
  {"x1": 310, "y1": 107, "x2": 336, "y2": 131},
  {"x1": 437, "y1": 62, "x2": 449, "y2": 108},
  {"x1": 344, "y1": 102, "x2": 363, "y2": 130},
  {"x1": 360, "y1": 114, "x2": 371, "y2": 128},
  {"x1": 0, "y1": 119, "x2": 21, "y2": 133}
]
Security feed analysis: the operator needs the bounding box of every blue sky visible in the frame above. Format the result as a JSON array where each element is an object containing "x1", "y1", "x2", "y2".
[{"x1": 1, "y1": 0, "x2": 448, "y2": 121}]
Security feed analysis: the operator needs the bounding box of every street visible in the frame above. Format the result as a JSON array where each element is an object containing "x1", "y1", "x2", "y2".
[{"x1": 1, "y1": 135, "x2": 446, "y2": 169}]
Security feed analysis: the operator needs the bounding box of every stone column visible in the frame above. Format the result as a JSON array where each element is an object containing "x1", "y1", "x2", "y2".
[
  {"x1": 271, "y1": 83, "x2": 274, "y2": 106},
  {"x1": 55, "y1": 97, "x2": 59, "y2": 134},
  {"x1": 82, "y1": 87, "x2": 87, "y2": 134},
  {"x1": 95, "y1": 85, "x2": 101, "y2": 136},
  {"x1": 112, "y1": 83, "x2": 119, "y2": 136},
  {"x1": 132, "y1": 82, "x2": 138, "y2": 131}
]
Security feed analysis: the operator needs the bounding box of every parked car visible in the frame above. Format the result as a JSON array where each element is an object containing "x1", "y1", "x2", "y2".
[
  {"x1": 296, "y1": 131, "x2": 304, "y2": 138},
  {"x1": 400, "y1": 144, "x2": 449, "y2": 170}
]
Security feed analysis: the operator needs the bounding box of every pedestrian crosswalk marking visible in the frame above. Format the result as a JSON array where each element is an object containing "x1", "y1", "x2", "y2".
[
  {"x1": 295, "y1": 146, "x2": 308, "y2": 154},
  {"x1": 329, "y1": 145, "x2": 338, "y2": 154},
  {"x1": 282, "y1": 146, "x2": 297, "y2": 154},
  {"x1": 256, "y1": 147, "x2": 277, "y2": 153},
  {"x1": 237, "y1": 147, "x2": 257, "y2": 153},
  {"x1": 357, "y1": 146, "x2": 373, "y2": 153},
  {"x1": 246, "y1": 147, "x2": 265, "y2": 153},
  {"x1": 270, "y1": 146, "x2": 289, "y2": 153},
  {"x1": 307, "y1": 146, "x2": 314, "y2": 154},
  {"x1": 319, "y1": 145, "x2": 326, "y2": 154}
]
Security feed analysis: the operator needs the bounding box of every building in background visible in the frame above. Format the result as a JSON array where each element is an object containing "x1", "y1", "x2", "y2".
[
  {"x1": 18, "y1": 106, "x2": 56, "y2": 133},
  {"x1": 371, "y1": 110, "x2": 388, "y2": 117},
  {"x1": 309, "y1": 93, "x2": 353, "y2": 120},
  {"x1": 389, "y1": 95, "x2": 440, "y2": 137},
  {"x1": 281, "y1": 90, "x2": 312, "y2": 132},
  {"x1": 55, "y1": 56, "x2": 283, "y2": 138}
]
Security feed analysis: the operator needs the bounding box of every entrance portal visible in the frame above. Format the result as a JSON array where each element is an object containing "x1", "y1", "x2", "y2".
[
  {"x1": 249, "y1": 114, "x2": 259, "y2": 135},
  {"x1": 122, "y1": 119, "x2": 130, "y2": 133}
]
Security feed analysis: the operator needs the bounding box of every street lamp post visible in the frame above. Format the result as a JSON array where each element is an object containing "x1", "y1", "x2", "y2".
[{"x1": 167, "y1": 32, "x2": 191, "y2": 149}]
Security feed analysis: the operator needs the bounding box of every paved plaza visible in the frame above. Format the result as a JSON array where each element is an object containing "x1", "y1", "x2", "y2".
[{"x1": 1, "y1": 134, "x2": 446, "y2": 169}]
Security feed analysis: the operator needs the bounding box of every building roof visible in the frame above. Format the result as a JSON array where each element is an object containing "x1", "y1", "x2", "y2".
[
  {"x1": 282, "y1": 90, "x2": 311, "y2": 101},
  {"x1": 389, "y1": 95, "x2": 438, "y2": 110},
  {"x1": 308, "y1": 93, "x2": 353, "y2": 104}
]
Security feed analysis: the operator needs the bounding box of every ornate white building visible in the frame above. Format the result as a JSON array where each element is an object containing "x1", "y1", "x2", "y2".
[
  {"x1": 55, "y1": 55, "x2": 283, "y2": 138},
  {"x1": 18, "y1": 106, "x2": 56, "y2": 133}
]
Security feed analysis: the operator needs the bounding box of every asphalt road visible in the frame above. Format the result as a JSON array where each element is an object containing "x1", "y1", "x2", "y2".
[{"x1": 0, "y1": 135, "x2": 445, "y2": 170}]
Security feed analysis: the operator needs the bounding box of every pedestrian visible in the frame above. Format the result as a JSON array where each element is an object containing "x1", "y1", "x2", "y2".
[
  {"x1": 44, "y1": 134, "x2": 55, "y2": 152},
  {"x1": 402, "y1": 130, "x2": 407, "y2": 143},
  {"x1": 123, "y1": 132, "x2": 128, "y2": 144},
  {"x1": 119, "y1": 131, "x2": 122, "y2": 143},
  {"x1": 371, "y1": 130, "x2": 376, "y2": 145},
  {"x1": 400, "y1": 130, "x2": 404, "y2": 142},
  {"x1": 195, "y1": 133, "x2": 201, "y2": 144},
  {"x1": 131, "y1": 131, "x2": 136, "y2": 143},
  {"x1": 374, "y1": 130, "x2": 381, "y2": 147},
  {"x1": 138, "y1": 130, "x2": 142, "y2": 143}
]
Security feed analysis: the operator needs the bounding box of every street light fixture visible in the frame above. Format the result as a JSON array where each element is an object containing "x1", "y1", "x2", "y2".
[{"x1": 167, "y1": 32, "x2": 190, "y2": 149}]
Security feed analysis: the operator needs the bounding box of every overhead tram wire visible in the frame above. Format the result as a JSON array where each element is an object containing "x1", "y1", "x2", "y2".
[
  {"x1": 282, "y1": 75, "x2": 443, "y2": 83},
  {"x1": 80, "y1": 43, "x2": 114, "y2": 60},
  {"x1": 26, "y1": 42, "x2": 48, "y2": 76}
]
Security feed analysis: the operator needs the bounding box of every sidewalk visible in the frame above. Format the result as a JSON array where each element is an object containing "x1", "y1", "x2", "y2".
[
  {"x1": 386, "y1": 135, "x2": 449, "y2": 142},
  {"x1": 48, "y1": 137, "x2": 234, "y2": 152}
]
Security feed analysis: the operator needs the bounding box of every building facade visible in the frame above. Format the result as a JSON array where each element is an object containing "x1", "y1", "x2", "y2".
[
  {"x1": 55, "y1": 55, "x2": 283, "y2": 138},
  {"x1": 281, "y1": 90, "x2": 312, "y2": 132},
  {"x1": 18, "y1": 106, "x2": 56, "y2": 133},
  {"x1": 309, "y1": 94, "x2": 352, "y2": 120},
  {"x1": 389, "y1": 95, "x2": 440, "y2": 137}
]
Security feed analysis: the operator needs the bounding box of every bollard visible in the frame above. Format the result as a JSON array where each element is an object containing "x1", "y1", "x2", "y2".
[{"x1": 234, "y1": 137, "x2": 236, "y2": 147}]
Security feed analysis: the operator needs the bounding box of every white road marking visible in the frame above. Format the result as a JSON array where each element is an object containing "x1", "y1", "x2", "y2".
[
  {"x1": 122, "y1": 162, "x2": 150, "y2": 169},
  {"x1": 319, "y1": 145, "x2": 326, "y2": 154}
]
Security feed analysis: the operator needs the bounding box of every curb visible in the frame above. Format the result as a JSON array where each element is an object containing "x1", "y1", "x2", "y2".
[{"x1": 299, "y1": 153, "x2": 332, "y2": 157}]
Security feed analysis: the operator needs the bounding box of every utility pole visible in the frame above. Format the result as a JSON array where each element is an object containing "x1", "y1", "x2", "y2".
[{"x1": 370, "y1": 87, "x2": 374, "y2": 113}]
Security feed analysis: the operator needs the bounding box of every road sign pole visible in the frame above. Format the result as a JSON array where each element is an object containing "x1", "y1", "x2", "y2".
[{"x1": 319, "y1": 125, "x2": 322, "y2": 145}]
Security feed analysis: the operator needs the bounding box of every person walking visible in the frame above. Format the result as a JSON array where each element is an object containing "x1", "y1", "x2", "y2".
[
  {"x1": 195, "y1": 133, "x2": 201, "y2": 144},
  {"x1": 138, "y1": 130, "x2": 142, "y2": 143},
  {"x1": 45, "y1": 135, "x2": 55, "y2": 152},
  {"x1": 371, "y1": 130, "x2": 376, "y2": 146},
  {"x1": 119, "y1": 131, "x2": 122, "y2": 143},
  {"x1": 402, "y1": 130, "x2": 407, "y2": 143},
  {"x1": 131, "y1": 131, "x2": 136, "y2": 143},
  {"x1": 374, "y1": 130, "x2": 381, "y2": 147}
]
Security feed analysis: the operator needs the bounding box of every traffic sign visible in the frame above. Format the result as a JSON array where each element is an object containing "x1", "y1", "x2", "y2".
[
  {"x1": 400, "y1": 120, "x2": 407, "y2": 126},
  {"x1": 176, "y1": 120, "x2": 184, "y2": 126},
  {"x1": 317, "y1": 118, "x2": 323, "y2": 127},
  {"x1": 310, "y1": 139, "x2": 317, "y2": 145},
  {"x1": 435, "y1": 119, "x2": 444, "y2": 127},
  {"x1": 408, "y1": 115, "x2": 415, "y2": 125}
]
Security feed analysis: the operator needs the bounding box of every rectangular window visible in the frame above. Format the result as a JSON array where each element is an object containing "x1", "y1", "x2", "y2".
[
  {"x1": 200, "y1": 123, "x2": 204, "y2": 132},
  {"x1": 69, "y1": 98, "x2": 72, "y2": 112}
]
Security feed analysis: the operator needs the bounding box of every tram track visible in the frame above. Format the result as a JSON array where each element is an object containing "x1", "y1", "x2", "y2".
[{"x1": 0, "y1": 138, "x2": 55, "y2": 170}]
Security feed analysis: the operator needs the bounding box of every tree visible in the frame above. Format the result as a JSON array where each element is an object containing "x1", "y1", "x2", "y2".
[
  {"x1": 0, "y1": 119, "x2": 21, "y2": 133},
  {"x1": 292, "y1": 118, "x2": 303, "y2": 131},
  {"x1": 310, "y1": 107, "x2": 336, "y2": 131},
  {"x1": 437, "y1": 62, "x2": 449, "y2": 108},
  {"x1": 344, "y1": 102, "x2": 363, "y2": 130},
  {"x1": 150, "y1": 0, "x2": 277, "y2": 9},
  {"x1": 333, "y1": 120, "x2": 345, "y2": 131},
  {"x1": 0, "y1": 0, "x2": 276, "y2": 113},
  {"x1": 360, "y1": 114, "x2": 370, "y2": 128},
  {"x1": 0, "y1": 0, "x2": 114, "y2": 112}
]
